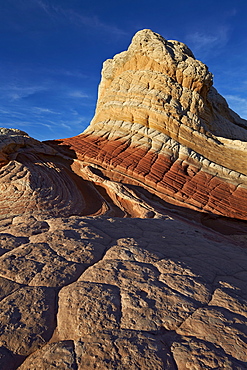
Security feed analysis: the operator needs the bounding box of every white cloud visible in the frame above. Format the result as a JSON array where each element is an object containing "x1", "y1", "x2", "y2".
[
  {"x1": 68, "y1": 90, "x2": 90, "y2": 98},
  {"x1": 33, "y1": 0, "x2": 51, "y2": 14},
  {"x1": 33, "y1": 0, "x2": 127, "y2": 37},
  {"x1": 0, "y1": 108, "x2": 13, "y2": 114},
  {"x1": 224, "y1": 94, "x2": 247, "y2": 119},
  {"x1": 59, "y1": 70, "x2": 87, "y2": 79},
  {"x1": 187, "y1": 33, "x2": 219, "y2": 48},
  {"x1": 64, "y1": 11, "x2": 127, "y2": 36},
  {"x1": 0, "y1": 120, "x2": 33, "y2": 128},
  {"x1": 0, "y1": 84, "x2": 46, "y2": 101},
  {"x1": 225, "y1": 95, "x2": 247, "y2": 104},
  {"x1": 41, "y1": 123, "x2": 53, "y2": 130},
  {"x1": 186, "y1": 26, "x2": 229, "y2": 57},
  {"x1": 33, "y1": 107, "x2": 59, "y2": 114}
]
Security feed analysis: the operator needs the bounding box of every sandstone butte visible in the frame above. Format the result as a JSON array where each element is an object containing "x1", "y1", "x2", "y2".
[{"x1": 0, "y1": 29, "x2": 247, "y2": 369}]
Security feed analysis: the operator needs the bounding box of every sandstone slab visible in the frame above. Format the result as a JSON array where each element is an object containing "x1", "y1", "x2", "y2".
[
  {"x1": 19, "y1": 333, "x2": 175, "y2": 370},
  {"x1": 0, "y1": 286, "x2": 56, "y2": 356},
  {"x1": 57, "y1": 281, "x2": 121, "y2": 339}
]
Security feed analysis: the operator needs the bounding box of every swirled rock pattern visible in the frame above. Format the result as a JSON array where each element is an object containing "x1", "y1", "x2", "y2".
[{"x1": 0, "y1": 29, "x2": 247, "y2": 369}]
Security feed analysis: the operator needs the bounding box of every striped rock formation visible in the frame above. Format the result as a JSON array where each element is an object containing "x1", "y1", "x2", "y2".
[
  {"x1": 0, "y1": 128, "x2": 168, "y2": 221},
  {"x1": 0, "y1": 128, "x2": 87, "y2": 220},
  {"x1": 1, "y1": 30, "x2": 247, "y2": 370},
  {"x1": 53, "y1": 29, "x2": 247, "y2": 220}
]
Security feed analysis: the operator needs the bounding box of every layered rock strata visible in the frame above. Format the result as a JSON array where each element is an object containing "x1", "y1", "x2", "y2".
[
  {"x1": 0, "y1": 29, "x2": 247, "y2": 370},
  {"x1": 53, "y1": 29, "x2": 247, "y2": 220}
]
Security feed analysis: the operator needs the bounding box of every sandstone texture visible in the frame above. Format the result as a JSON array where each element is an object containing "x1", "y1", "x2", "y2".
[
  {"x1": 0, "y1": 216, "x2": 246, "y2": 369},
  {"x1": 0, "y1": 29, "x2": 247, "y2": 369},
  {"x1": 52, "y1": 29, "x2": 247, "y2": 220}
]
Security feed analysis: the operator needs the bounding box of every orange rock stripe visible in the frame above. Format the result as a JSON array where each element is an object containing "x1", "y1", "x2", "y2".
[{"x1": 56, "y1": 135, "x2": 247, "y2": 220}]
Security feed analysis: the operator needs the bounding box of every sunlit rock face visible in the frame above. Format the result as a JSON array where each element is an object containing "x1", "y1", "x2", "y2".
[
  {"x1": 0, "y1": 30, "x2": 247, "y2": 370},
  {"x1": 1, "y1": 30, "x2": 247, "y2": 221},
  {"x1": 55, "y1": 29, "x2": 247, "y2": 220}
]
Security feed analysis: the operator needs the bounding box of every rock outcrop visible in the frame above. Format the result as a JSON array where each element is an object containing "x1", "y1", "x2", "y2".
[
  {"x1": 53, "y1": 29, "x2": 247, "y2": 220},
  {"x1": 0, "y1": 29, "x2": 247, "y2": 369}
]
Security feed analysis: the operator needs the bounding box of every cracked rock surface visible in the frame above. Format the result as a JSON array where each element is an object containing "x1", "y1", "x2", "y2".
[{"x1": 0, "y1": 215, "x2": 246, "y2": 369}]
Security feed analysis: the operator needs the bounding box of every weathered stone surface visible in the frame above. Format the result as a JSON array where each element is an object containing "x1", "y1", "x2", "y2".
[
  {"x1": 0, "y1": 242, "x2": 84, "y2": 287},
  {"x1": 0, "y1": 286, "x2": 56, "y2": 356},
  {"x1": 79, "y1": 259, "x2": 199, "y2": 332},
  {"x1": 171, "y1": 336, "x2": 244, "y2": 369},
  {"x1": 0, "y1": 217, "x2": 110, "y2": 287},
  {"x1": 0, "y1": 276, "x2": 22, "y2": 300},
  {"x1": 74, "y1": 332, "x2": 175, "y2": 370},
  {"x1": 45, "y1": 217, "x2": 247, "y2": 369},
  {"x1": 0, "y1": 233, "x2": 29, "y2": 255},
  {"x1": 18, "y1": 341, "x2": 77, "y2": 370},
  {"x1": 0, "y1": 215, "x2": 245, "y2": 369},
  {"x1": 177, "y1": 306, "x2": 247, "y2": 362},
  {"x1": 10, "y1": 215, "x2": 49, "y2": 236},
  {"x1": 29, "y1": 216, "x2": 111, "y2": 264},
  {"x1": 0, "y1": 29, "x2": 247, "y2": 369},
  {"x1": 0, "y1": 151, "x2": 87, "y2": 221},
  {"x1": 19, "y1": 334, "x2": 174, "y2": 370},
  {"x1": 57, "y1": 281, "x2": 121, "y2": 338},
  {"x1": 0, "y1": 128, "x2": 56, "y2": 166}
]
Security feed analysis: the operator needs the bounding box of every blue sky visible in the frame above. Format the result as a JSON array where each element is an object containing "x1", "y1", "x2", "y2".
[{"x1": 0, "y1": 0, "x2": 247, "y2": 141}]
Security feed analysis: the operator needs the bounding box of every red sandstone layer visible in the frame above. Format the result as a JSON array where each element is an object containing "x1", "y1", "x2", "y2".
[{"x1": 48, "y1": 134, "x2": 247, "y2": 220}]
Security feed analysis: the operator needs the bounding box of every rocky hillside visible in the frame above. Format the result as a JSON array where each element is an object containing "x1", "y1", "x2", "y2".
[{"x1": 0, "y1": 30, "x2": 247, "y2": 369}]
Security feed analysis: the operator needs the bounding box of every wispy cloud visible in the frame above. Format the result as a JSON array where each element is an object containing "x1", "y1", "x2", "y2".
[
  {"x1": 225, "y1": 95, "x2": 247, "y2": 104},
  {"x1": 33, "y1": 107, "x2": 59, "y2": 114},
  {"x1": 0, "y1": 84, "x2": 47, "y2": 102},
  {"x1": 0, "y1": 81, "x2": 92, "y2": 104},
  {"x1": 33, "y1": 0, "x2": 51, "y2": 15},
  {"x1": 187, "y1": 33, "x2": 219, "y2": 48},
  {"x1": 186, "y1": 26, "x2": 229, "y2": 58},
  {"x1": 58, "y1": 69, "x2": 87, "y2": 79},
  {"x1": 64, "y1": 11, "x2": 127, "y2": 37},
  {"x1": 68, "y1": 90, "x2": 90, "y2": 99},
  {"x1": 32, "y1": 0, "x2": 127, "y2": 37},
  {"x1": 225, "y1": 94, "x2": 247, "y2": 119},
  {"x1": 0, "y1": 108, "x2": 90, "y2": 140}
]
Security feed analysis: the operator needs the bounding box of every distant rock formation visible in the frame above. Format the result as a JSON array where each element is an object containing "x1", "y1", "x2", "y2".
[{"x1": 0, "y1": 30, "x2": 247, "y2": 369}]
